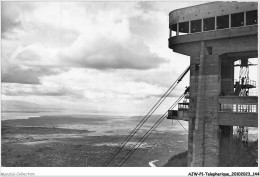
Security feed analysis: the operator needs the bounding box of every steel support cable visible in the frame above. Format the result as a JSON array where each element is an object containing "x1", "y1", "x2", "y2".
[
  {"x1": 116, "y1": 94, "x2": 185, "y2": 167},
  {"x1": 104, "y1": 83, "x2": 179, "y2": 167},
  {"x1": 104, "y1": 81, "x2": 178, "y2": 166},
  {"x1": 104, "y1": 81, "x2": 177, "y2": 167},
  {"x1": 105, "y1": 66, "x2": 189, "y2": 167},
  {"x1": 177, "y1": 120, "x2": 188, "y2": 132},
  {"x1": 104, "y1": 66, "x2": 190, "y2": 166},
  {"x1": 117, "y1": 94, "x2": 185, "y2": 167}
]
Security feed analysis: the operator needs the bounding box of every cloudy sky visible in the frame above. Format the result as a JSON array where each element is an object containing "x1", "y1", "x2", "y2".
[{"x1": 1, "y1": 1, "x2": 207, "y2": 117}]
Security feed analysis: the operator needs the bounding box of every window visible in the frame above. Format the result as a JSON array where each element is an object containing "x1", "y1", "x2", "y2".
[
  {"x1": 220, "y1": 104, "x2": 234, "y2": 112},
  {"x1": 178, "y1": 103, "x2": 189, "y2": 110},
  {"x1": 171, "y1": 24, "x2": 177, "y2": 31},
  {"x1": 220, "y1": 104, "x2": 257, "y2": 112},
  {"x1": 217, "y1": 15, "x2": 229, "y2": 29},
  {"x1": 251, "y1": 105, "x2": 256, "y2": 112},
  {"x1": 207, "y1": 47, "x2": 212, "y2": 55},
  {"x1": 233, "y1": 104, "x2": 237, "y2": 112},
  {"x1": 203, "y1": 17, "x2": 215, "y2": 31},
  {"x1": 179, "y1": 22, "x2": 189, "y2": 34},
  {"x1": 170, "y1": 24, "x2": 177, "y2": 37},
  {"x1": 191, "y1": 19, "x2": 202, "y2": 33},
  {"x1": 195, "y1": 64, "x2": 200, "y2": 71},
  {"x1": 231, "y1": 12, "x2": 244, "y2": 27},
  {"x1": 246, "y1": 10, "x2": 257, "y2": 25}
]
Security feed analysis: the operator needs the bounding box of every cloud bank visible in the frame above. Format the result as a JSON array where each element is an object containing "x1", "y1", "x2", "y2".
[{"x1": 1, "y1": 1, "x2": 196, "y2": 115}]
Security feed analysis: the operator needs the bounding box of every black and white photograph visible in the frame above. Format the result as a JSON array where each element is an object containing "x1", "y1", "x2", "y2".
[{"x1": 1, "y1": 0, "x2": 259, "y2": 176}]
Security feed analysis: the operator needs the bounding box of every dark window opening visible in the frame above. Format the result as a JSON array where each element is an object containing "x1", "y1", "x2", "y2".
[
  {"x1": 203, "y1": 17, "x2": 215, "y2": 31},
  {"x1": 191, "y1": 19, "x2": 202, "y2": 33},
  {"x1": 217, "y1": 15, "x2": 229, "y2": 29},
  {"x1": 195, "y1": 64, "x2": 200, "y2": 71},
  {"x1": 171, "y1": 24, "x2": 177, "y2": 31},
  {"x1": 231, "y1": 12, "x2": 244, "y2": 27},
  {"x1": 246, "y1": 10, "x2": 257, "y2": 25},
  {"x1": 179, "y1": 22, "x2": 189, "y2": 34},
  {"x1": 207, "y1": 47, "x2": 213, "y2": 55}
]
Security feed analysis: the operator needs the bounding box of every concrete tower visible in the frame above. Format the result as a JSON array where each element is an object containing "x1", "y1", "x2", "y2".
[{"x1": 167, "y1": 2, "x2": 258, "y2": 167}]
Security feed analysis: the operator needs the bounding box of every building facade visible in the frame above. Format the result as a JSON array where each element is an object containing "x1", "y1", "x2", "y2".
[{"x1": 168, "y1": 2, "x2": 258, "y2": 166}]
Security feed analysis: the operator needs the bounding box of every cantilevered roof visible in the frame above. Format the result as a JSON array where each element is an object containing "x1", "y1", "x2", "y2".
[{"x1": 169, "y1": 1, "x2": 258, "y2": 26}]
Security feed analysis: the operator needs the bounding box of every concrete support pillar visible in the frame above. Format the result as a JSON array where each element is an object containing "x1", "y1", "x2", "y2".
[
  {"x1": 229, "y1": 14, "x2": 231, "y2": 28},
  {"x1": 188, "y1": 116, "x2": 195, "y2": 166},
  {"x1": 220, "y1": 56, "x2": 234, "y2": 96},
  {"x1": 244, "y1": 12, "x2": 246, "y2": 26},
  {"x1": 219, "y1": 125, "x2": 233, "y2": 164},
  {"x1": 191, "y1": 43, "x2": 221, "y2": 167},
  {"x1": 203, "y1": 54, "x2": 220, "y2": 167},
  {"x1": 177, "y1": 23, "x2": 179, "y2": 36},
  {"x1": 189, "y1": 21, "x2": 191, "y2": 34},
  {"x1": 201, "y1": 19, "x2": 204, "y2": 32},
  {"x1": 188, "y1": 55, "x2": 200, "y2": 166},
  {"x1": 192, "y1": 41, "x2": 206, "y2": 166},
  {"x1": 215, "y1": 16, "x2": 217, "y2": 30}
]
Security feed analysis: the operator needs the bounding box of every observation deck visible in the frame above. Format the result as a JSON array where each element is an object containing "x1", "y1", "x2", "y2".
[{"x1": 168, "y1": 2, "x2": 258, "y2": 54}]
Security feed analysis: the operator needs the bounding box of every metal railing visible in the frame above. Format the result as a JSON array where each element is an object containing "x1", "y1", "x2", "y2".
[
  {"x1": 178, "y1": 103, "x2": 189, "y2": 110},
  {"x1": 234, "y1": 79, "x2": 256, "y2": 87},
  {"x1": 220, "y1": 103, "x2": 257, "y2": 113},
  {"x1": 220, "y1": 90, "x2": 258, "y2": 96}
]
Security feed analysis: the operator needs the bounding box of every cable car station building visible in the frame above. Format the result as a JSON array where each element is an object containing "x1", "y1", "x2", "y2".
[{"x1": 167, "y1": 2, "x2": 258, "y2": 166}]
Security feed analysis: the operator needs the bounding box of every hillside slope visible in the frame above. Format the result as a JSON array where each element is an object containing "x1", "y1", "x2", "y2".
[{"x1": 164, "y1": 140, "x2": 258, "y2": 167}]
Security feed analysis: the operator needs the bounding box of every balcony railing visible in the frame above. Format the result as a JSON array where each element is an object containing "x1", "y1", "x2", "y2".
[
  {"x1": 220, "y1": 90, "x2": 258, "y2": 96},
  {"x1": 178, "y1": 103, "x2": 189, "y2": 110},
  {"x1": 220, "y1": 103, "x2": 257, "y2": 113},
  {"x1": 234, "y1": 79, "x2": 256, "y2": 88}
]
